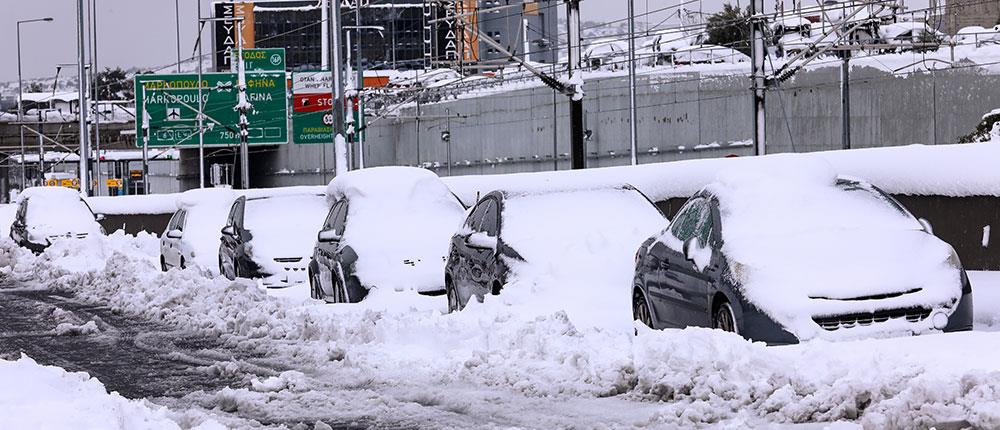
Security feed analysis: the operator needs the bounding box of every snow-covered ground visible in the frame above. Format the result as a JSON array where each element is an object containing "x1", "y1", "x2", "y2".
[
  {"x1": 0, "y1": 355, "x2": 224, "y2": 430},
  {"x1": 1, "y1": 231, "x2": 999, "y2": 428}
]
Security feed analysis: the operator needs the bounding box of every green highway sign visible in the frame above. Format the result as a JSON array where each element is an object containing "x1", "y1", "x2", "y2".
[
  {"x1": 234, "y1": 48, "x2": 286, "y2": 72},
  {"x1": 291, "y1": 71, "x2": 334, "y2": 144},
  {"x1": 134, "y1": 72, "x2": 288, "y2": 147}
]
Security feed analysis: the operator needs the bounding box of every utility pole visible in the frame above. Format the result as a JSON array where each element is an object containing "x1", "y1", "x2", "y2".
[
  {"x1": 627, "y1": 0, "x2": 639, "y2": 166},
  {"x1": 17, "y1": 17, "x2": 53, "y2": 190},
  {"x1": 841, "y1": 52, "x2": 851, "y2": 150},
  {"x1": 197, "y1": 1, "x2": 206, "y2": 188},
  {"x1": 91, "y1": 0, "x2": 102, "y2": 195},
  {"x1": 566, "y1": 0, "x2": 585, "y2": 169},
  {"x1": 355, "y1": 3, "x2": 365, "y2": 170},
  {"x1": 76, "y1": 0, "x2": 91, "y2": 196},
  {"x1": 235, "y1": 19, "x2": 250, "y2": 189},
  {"x1": 750, "y1": 0, "x2": 767, "y2": 156},
  {"x1": 328, "y1": 0, "x2": 348, "y2": 177}
]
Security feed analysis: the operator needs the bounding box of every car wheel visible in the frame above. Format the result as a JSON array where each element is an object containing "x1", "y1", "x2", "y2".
[
  {"x1": 160, "y1": 256, "x2": 168, "y2": 272},
  {"x1": 446, "y1": 281, "x2": 459, "y2": 313},
  {"x1": 714, "y1": 301, "x2": 738, "y2": 334},
  {"x1": 633, "y1": 289, "x2": 653, "y2": 329}
]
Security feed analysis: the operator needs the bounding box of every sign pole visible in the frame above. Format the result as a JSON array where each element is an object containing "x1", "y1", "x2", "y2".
[
  {"x1": 198, "y1": 0, "x2": 205, "y2": 188},
  {"x1": 76, "y1": 0, "x2": 91, "y2": 196},
  {"x1": 328, "y1": 0, "x2": 347, "y2": 177},
  {"x1": 236, "y1": 18, "x2": 250, "y2": 190},
  {"x1": 141, "y1": 84, "x2": 149, "y2": 195}
]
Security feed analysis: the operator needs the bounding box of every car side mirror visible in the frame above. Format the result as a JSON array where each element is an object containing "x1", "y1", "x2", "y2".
[
  {"x1": 465, "y1": 232, "x2": 498, "y2": 251},
  {"x1": 317, "y1": 229, "x2": 341, "y2": 243},
  {"x1": 94, "y1": 214, "x2": 106, "y2": 222},
  {"x1": 918, "y1": 218, "x2": 934, "y2": 235},
  {"x1": 166, "y1": 229, "x2": 183, "y2": 239},
  {"x1": 682, "y1": 237, "x2": 698, "y2": 261},
  {"x1": 221, "y1": 225, "x2": 235, "y2": 237}
]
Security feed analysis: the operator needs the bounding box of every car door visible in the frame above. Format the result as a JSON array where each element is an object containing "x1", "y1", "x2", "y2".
[
  {"x1": 161, "y1": 210, "x2": 182, "y2": 268},
  {"x1": 219, "y1": 197, "x2": 245, "y2": 277},
  {"x1": 451, "y1": 199, "x2": 490, "y2": 296},
  {"x1": 467, "y1": 198, "x2": 500, "y2": 296},
  {"x1": 172, "y1": 210, "x2": 190, "y2": 267},
  {"x1": 646, "y1": 197, "x2": 716, "y2": 328},
  {"x1": 315, "y1": 201, "x2": 345, "y2": 294}
]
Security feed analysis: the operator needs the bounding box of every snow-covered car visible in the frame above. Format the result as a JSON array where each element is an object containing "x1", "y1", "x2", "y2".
[
  {"x1": 219, "y1": 194, "x2": 329, "y2": 288},
  {"x1": 309, "y1": 167, "x2": 466, "y2": 303},
  {"x1": 632, "y1": 172, "x2": 973, "y2": 345},
  {"x1": 445, "y1": 185, "x2": 667, "y2": 316},
  {"x1": 160, "y1": 188, "x2": 238, "y2": 273},
  {"x1": 10, "y1": 187, "x2": 104, "y2": 252}
]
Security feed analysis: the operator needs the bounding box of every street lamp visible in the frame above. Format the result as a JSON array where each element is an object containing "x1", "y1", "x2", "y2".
[{"x1": 17, "y1": 17, "x2": 54, "y2": 190}]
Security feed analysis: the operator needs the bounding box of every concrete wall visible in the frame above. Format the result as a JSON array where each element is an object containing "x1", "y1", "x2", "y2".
[{"x1": 175, "y1": 65, "x2": 1000, "y2": 188}]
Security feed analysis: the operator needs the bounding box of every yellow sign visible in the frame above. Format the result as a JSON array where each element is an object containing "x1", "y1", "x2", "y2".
[{"x1": 106, "y1": 178, "x2": 123, "y2": 188}]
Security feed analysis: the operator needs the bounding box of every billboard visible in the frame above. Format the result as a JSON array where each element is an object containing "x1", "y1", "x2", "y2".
[{"x1": 213, "y1": 1, "x2": 256, "y2": 72}]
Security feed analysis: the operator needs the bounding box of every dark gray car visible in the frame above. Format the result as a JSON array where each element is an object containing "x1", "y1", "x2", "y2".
[{"x1": 631, "y1": 178, "x2": 974, "y2": 344}]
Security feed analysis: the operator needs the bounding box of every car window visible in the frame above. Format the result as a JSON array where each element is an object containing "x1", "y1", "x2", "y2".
[
  {"x1": 167, "y1": 211, "x2": 180, "y2": 231},
  {"x1": 465, "y1": 199, "x2": 490, "y2": 230},
  {"x1": 176, "y1": 210, "x2": 187, "y2": 232},
  {"x1": 16, "y1": 199, "x2": 27, "y2": 223},
  {"x1": 669, "y1": 197, "x2": 709, "y2": 243},
  {"x1": 333, "y1": 201, "x2": 349, "y2": 235},
  {"x1": 322, "y1": 203, "x2": 340, "y2": 230},
  {"x1": 481, "y1": 199, "x2": 499, "y2": 237},
  {"x1": 227, "y1": 199, "x2": 244, "y2": 229}
]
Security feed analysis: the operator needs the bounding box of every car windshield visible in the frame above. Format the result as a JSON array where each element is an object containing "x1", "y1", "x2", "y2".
[
  {"x1": 26, "y1": 194, "x2": 98, "y2": 234},
  {"x1": 244, "y1": 195, "x2": 328, "y2": 258},
  {"x1": 716, "y1": 178, "x2": 923, "y2": 240}
]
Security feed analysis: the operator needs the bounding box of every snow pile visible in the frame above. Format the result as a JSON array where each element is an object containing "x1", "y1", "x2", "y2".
[
  {"x1": 326, "y1": 167, "x2": 466, "y2": 291},
  {"x1": 492, "y1": 187, "x2": 668, "y2": 330},
  {"x1": 243, "y1": 194, "x2": 328, "y2": 270},
  {"x1": 708, "y1": 156, "x2": 962, "y2": 339},
  {"x1": 0, "y1": 355, "x2": 222, "y2": 430},
  {"x1": 176, "y1": 188, "x2": 239, "y2": 273},
  {"x1": 87, "y1": 193, "x2": 180, "y2": 215},
  {"x1": 0, "y1": 203, "x2": 16, "y2": 238},
  {"x1": 2, "y1": 232, "x2": 1000, "y2": 427},
  {"x1": 17, "y1": 187, "x2": 103, "y2": 239}
]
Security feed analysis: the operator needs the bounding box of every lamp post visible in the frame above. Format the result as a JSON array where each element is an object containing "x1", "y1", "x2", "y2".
[{"x1": 17, "y1": 17, "x2": 54, "y2": 189}]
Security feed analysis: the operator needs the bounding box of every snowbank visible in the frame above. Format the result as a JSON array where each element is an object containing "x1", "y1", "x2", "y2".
[
  {"x1": 443, "y1": 143, "x2": 1000, "y2": 206},
  {"x1": 3, "y1": 232, "x2": 1000, "y2": 428},
  {"x1": 0, "y1": 355, "x2": 222, "y2": 430},
  {"x1": 87, "y1": 194, "x2": 180, "y2": 215}
]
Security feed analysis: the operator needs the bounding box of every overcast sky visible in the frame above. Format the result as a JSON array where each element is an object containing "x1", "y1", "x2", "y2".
[{"x1": 3, "y1": 0, "x2": 928, "y2": 83}]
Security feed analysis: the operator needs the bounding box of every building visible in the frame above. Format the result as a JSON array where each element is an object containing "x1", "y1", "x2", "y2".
[
  {"x1": 210, "y1": 0, "x2": 560, "y2": 72},
  {"x1": 930, "y1": 0, "x2": 1000, "y2": 34}
]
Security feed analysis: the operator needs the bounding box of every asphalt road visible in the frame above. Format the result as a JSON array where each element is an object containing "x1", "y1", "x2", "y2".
[{"x1": 0, "y1": 287, "x2": 399, "y2": 429}]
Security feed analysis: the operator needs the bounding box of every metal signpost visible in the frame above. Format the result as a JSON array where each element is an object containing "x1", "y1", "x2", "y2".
[{"x1": 133, "y1": 72, "x2": 288, "y2": 148}]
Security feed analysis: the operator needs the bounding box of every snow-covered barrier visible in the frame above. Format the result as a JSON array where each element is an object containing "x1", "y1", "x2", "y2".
[{"x1": 444, "y1": 143, "x2": 1000, "y2": 270}]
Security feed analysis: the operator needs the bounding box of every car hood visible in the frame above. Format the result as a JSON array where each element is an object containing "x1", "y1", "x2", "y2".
[{"x1": 724, "y1": 229, "x2": 963, "y2": 340}]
